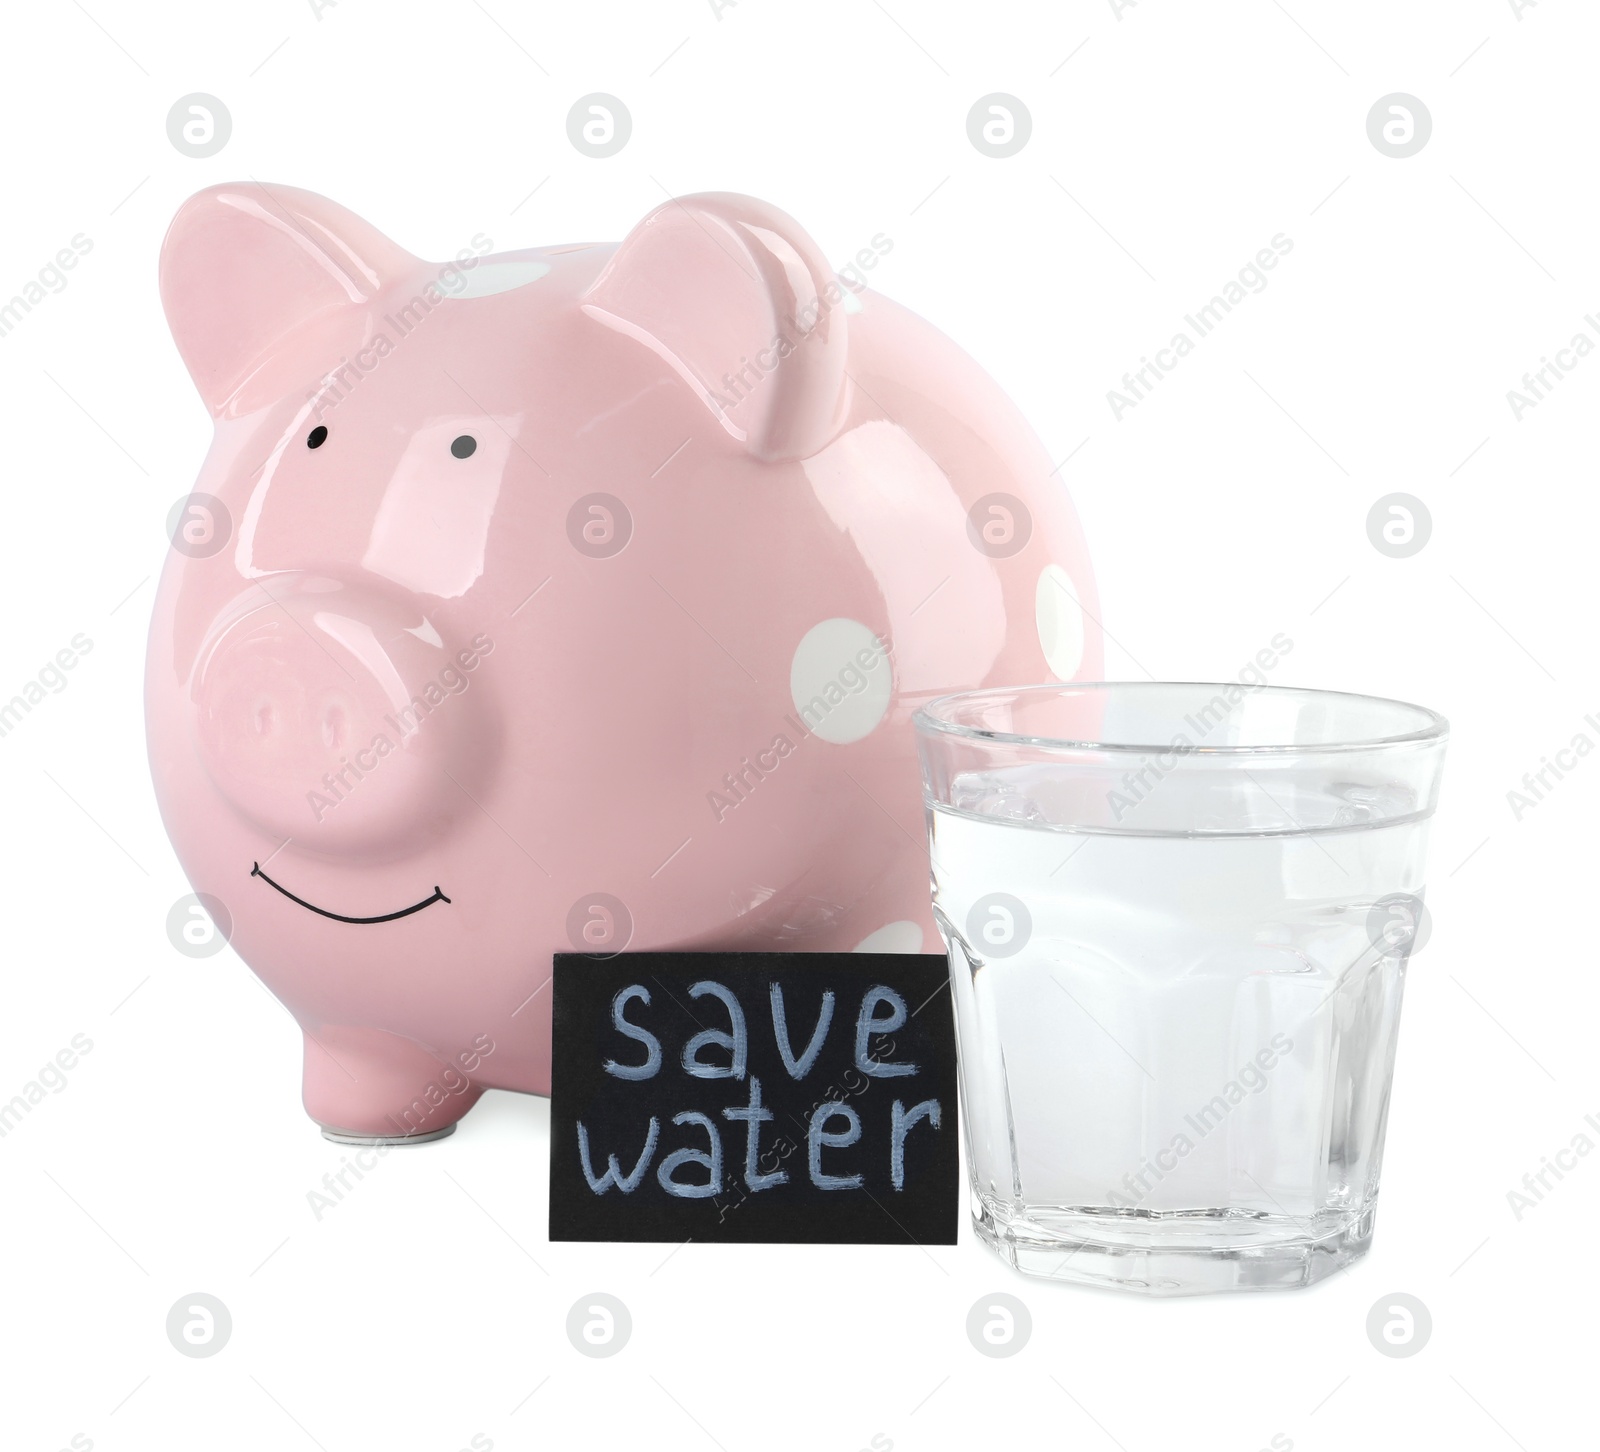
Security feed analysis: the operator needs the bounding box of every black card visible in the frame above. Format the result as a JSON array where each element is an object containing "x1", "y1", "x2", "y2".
[{"x1": 548, "y1": 951, "x2": 958, "y2": 1245}]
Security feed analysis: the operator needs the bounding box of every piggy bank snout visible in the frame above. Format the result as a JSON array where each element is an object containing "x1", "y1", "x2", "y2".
[{"x1": 191, "y1": 584, "x2": 494, "y2": 857}]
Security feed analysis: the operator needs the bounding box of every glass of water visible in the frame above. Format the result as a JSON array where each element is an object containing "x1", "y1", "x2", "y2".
[{"x1": 914, "y1": 683, "x2": 1448, "y2": 1295}]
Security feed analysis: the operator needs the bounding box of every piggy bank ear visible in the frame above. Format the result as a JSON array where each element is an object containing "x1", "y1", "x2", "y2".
[
  {"x1": 582, "y1": 193, "x2": 849, "y2": 463},
  {"x1": 160, "y1": 182, "x2": 420, "y2": 416}
]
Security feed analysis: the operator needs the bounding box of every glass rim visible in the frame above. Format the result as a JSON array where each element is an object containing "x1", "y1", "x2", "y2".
[{"x1": 912, "y1": 681, "x2": 1450, "y2": 756}]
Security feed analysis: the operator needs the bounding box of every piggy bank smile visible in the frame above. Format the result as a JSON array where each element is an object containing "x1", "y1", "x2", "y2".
[
  {"x1": 147, "y1": 180, "x2": 1100, "y2": 1142},
  {"x1": 249, "y1": 862, "x2": 450, "y2": 925}
]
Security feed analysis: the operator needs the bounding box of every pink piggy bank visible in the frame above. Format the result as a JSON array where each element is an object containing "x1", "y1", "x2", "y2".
[{"x1": 147, "y1": 182, "x2": 1100, "y2": 1142}]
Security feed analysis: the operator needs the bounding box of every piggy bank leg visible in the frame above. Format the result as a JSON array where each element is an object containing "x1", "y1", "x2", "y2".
[{"x1": 301, "y1": 1024, "x2": 482, "y2": 1144}]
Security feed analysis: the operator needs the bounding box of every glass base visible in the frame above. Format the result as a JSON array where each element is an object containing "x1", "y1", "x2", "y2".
[{"x1": 973, "y1": 1197, "x2": 1375, "y2": 1296}]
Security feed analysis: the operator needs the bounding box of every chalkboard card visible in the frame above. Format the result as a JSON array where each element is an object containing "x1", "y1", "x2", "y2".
[{"x1": 548, "y1": 951, "x2": 958, "y2": 1245}]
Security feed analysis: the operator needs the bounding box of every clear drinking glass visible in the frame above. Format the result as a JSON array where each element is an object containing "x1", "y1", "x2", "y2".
[{"x1": 914, "y1": 683, "x2": 1448, "y2": 1295}]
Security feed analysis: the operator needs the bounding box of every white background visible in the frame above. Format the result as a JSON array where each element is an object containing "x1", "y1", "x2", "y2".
[{"x1": 0, "y1": 1, "x2": 1593, "y2": 1449}]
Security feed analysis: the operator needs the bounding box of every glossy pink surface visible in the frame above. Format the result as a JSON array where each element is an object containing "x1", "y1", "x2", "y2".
[{"x1": 147, "y1": 182, "x2": 1101, "y2": 1137}]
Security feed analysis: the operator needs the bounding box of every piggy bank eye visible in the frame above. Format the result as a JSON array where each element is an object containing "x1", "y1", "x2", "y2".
[
  {"x1": 450, "y1": 435, "x2": 477, "y2": 459},
  {"x1": 307, "y1": 425, "x2": 328, "y2": 449}
]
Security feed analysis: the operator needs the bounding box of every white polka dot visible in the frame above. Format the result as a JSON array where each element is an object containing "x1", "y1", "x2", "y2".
[
  {"x1": 1036, "y1": 564, "x2": 1085, "y2": 680},
  {"x1": 789, "y1": 618, "x2": 893, "y2": 744},
  {"x1": 449, "y1": 256, "x2": 552, "y2": 299},
  {"x1": 853, "y1": 921, "x2": 924, "y2": 954}
]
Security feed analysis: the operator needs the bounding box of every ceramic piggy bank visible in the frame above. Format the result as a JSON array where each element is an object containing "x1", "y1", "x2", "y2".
[{"x1": 147, "y1": 182, "x2": 1100, "y2": 1142}]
